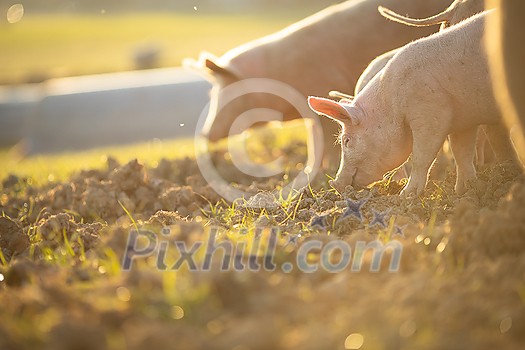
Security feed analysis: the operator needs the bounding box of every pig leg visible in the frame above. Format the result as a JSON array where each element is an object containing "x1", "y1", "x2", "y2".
[
  {"x1": 449, "y1": 128, "x2": 478, "y2": 195},
  {"x1": 485, "y1": 123, "x2": 516, "y2": 162},
  {"x1": 475, "y1": 126, "x2": 488, "y2": 166},
  {"x1": 401, "y1": 128, "x2": 448, "y2": 197}
]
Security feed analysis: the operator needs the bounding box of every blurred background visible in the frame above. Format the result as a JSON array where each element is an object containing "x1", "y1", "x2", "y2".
[
  {"x1": 0, "y1": 0, "x2": 333, "y2": 157},
  {"x1": 1, "y1": 1, "x2": 331, "y2": 14}
]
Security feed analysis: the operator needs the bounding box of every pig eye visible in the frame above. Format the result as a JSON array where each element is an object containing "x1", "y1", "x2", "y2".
[{"x1": 342, "y1": 136, "x2": 351, "y2": 148}]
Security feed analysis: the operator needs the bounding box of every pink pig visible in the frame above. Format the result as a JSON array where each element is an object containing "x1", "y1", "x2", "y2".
[
  {"x1": 190, "y1": 0, "x2": 451, "y2": 165},
  {"x1": 309, "y1": 10, "x2": 502, "y2": 196}
]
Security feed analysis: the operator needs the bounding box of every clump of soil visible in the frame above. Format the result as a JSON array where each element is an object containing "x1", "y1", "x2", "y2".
[
  {"x1": 35, "y1": 212, "x2": 102, "y2": 254},
  {"x1": 0, "y1": 216, "x2": 29, "y2": 260}
]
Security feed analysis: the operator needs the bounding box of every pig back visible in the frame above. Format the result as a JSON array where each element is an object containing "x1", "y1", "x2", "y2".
[
  {"x1": 238, "y1": 0, "x2": 454, "y2": 96},
  {"x1": 389, "y1": 12, "x2": 500, "y2": 129}
]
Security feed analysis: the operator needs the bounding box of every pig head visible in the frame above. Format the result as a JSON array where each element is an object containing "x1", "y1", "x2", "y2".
[
  {"x1": 195, "y1": 52, "x2": 306, "y2": 142},
  {"x1": 307, "y1": 96, "x2": 411, "y2": 192}
]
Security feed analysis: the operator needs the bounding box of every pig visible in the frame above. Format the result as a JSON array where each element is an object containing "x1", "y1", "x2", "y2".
[
  {"x1": 189, "y1": 0, "x2": 452, "y2": 166},
  {"x1": 325, "y1": 1, "x2": 485, "y2": 180},
  {"x1": 329, "y1": 0, "x2": 509, "y2": 170},
  {"x1": 485, "y1": 0, "x2": 525, "y2": 166},
  {"x1": 378, "y1": 0, "x2": 515, "y2": 165},
  {"x1": 351, "y1": 0, "x2": 487, "y2": 101},
  {"x1": 309, "y1": 11, "x2": 502, "y2": 196}
]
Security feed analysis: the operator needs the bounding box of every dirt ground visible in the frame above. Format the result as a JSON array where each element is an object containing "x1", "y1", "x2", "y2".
[{"x1": 1, "y1": 140, "x2": 524, "y2": 350}]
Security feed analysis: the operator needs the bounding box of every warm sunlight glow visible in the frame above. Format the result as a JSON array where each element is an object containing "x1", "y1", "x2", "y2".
[
  {"x1": 7, "y1": 4, "x2": 24, "y2": 24},
  {"x1": 345, "y1": 333, "x2": 364, "y2": 350}
]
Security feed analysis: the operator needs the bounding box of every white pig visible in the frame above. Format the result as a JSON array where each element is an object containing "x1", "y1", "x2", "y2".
[
  {"x1": 309, "y1": 11, "x2": 500, "y2": 196},
  {"x1": 354, "y1": 0, "x2": 486, "y2": 97},
  {"x1": 377, "y1": 0, "x2": 514, "y2": 166},
  {"x1": 189, "y1": 0, "x2": 451, "y2": 166}
]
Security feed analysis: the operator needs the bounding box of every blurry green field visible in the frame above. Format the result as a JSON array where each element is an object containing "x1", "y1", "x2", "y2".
[
  {"x1": 0, "y1": 11, "x2": 312, "y2": 184},
  {"x1": 0, "y1": 122, "x2": 308, "y2": 187},
  {"x1": 0, "y1": 12, "x2": 308, "y2": 85},
  {"x1": 0, "y1": 138, "x2": 195, "y2": 186}
]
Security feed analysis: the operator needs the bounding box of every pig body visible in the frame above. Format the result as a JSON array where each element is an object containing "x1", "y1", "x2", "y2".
[
  {"x1": 192, "y1": 0, "x2": 451, "y2": 166},
  {"x1": 357, "y1": 0, "x2": 486, "y2": 96},
  {"x1": 486, "y1": 0, "x2": 525, "y2": 166},
  {"x1": 377, "y1": 0, "x2": 515, "y2": 166},
  {"x1": 309, "y1": 11, "x2": 500, "y2": 196},
  {"x1": 354, "y1": 49, "x2": 397, "y2": 95}
]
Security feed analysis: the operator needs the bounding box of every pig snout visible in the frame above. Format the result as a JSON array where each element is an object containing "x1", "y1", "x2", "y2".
[
  {"x1": 201, "y1": 127, "x2": 225, "y2": 143},
  {"x1": 330, "y1": 167, "x2": 358, "y2": 192},
  {"x1": 201, "y1": 110, "x2": 228, "y2": 141},
  {"x1": 331, "y1": 166, "x2": 387, "y2": 192},
  {"x1": 201, "y1": 109, "x2": 239, "y2": 143},
  {"x1": 329, "y1": 178, "x2": 347, "y2": 193}
]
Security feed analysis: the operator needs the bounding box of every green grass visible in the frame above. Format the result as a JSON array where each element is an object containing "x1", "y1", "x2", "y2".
[
  {"x1": 0, "y1": 11, "x2": 313, "y2": 186},
  {"x1": 0, "y1": 12, "x2": 309, "y2": 84},
  {"x1": 0, "y1": 138, "x2": 195, "y2": 186},
  {"x1": 0, "y1": 121, "x2": 309, "y2": 187},
  {"x1": 0, "y1": 11, "x2": 314, "y2": 183}
]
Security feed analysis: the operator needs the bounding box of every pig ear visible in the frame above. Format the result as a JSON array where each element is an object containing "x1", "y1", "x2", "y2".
[
  {"x1": 308, "y1": 96, "x2": 360, "y2": 126},
  {"x1": 198, "y1": 52, "x2": 240, "y2": 79},
  {"x1": 328, "y1": 90, "x2": 355, "y2": 102}
]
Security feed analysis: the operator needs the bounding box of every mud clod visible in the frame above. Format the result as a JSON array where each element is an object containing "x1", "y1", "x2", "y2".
[
  {"x1": 0, "y1": 216, "x2": 29, "y2": 259},
  {"x1": 109, "y1": 159, "x2": 148, "y2": 193},
  {"x1": 4, "y1": 260, "x2": 34, "y2": 287}
]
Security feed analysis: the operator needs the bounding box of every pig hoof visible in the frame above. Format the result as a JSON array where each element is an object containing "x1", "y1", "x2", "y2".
[
  {"x1": 400, "y1": 190, "x2": 415, "y2": 200},
  {"x1": 328, "y1": 180, "x2": 338, "y2": 192},
  {"x1": 455, "y1": 184, "x2": 467, "y2": 196},
  {"x1": 329, "y1": 180, "x2": 350, "y2": 194},
  {"x1": 454, "y1": 176, "x2": 476, "y2": 195},
  {"x1": 399, "y1": 185, "x2": 412, "y2": 198},
  {"x1": 400, "y1": 186, "x2": 421, "y2": 199}
]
